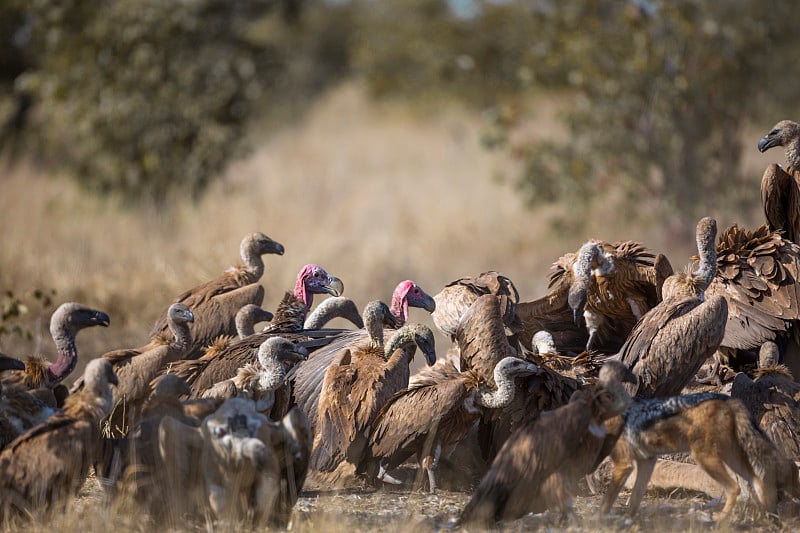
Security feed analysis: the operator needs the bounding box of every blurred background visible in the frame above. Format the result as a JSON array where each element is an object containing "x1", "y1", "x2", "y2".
[{"x1": 2, "y1": 0, "x2": 800, "y2": 373}]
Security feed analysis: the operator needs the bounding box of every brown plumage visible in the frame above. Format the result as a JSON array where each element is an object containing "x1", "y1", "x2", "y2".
[
  {"x1": 456, "y1": 294, "x2": 579, "y2": 460},
  {"x1": 2, "y1": 302, "x2": 110, "y2": 403},
  {"x1": 98, "y1": 303, "x2": 194, "y2": 437},
  {"x1": 516, "y1": 240, "x2": 672, "y2": 354},
  {"x1": 431, "y1": 271, "x2": 519, "y2": 340},
  {"x1": 169, "y1": 264, "x2": 344, "y2": 397},
  {"x1": 619, "y1": 217, "x2": 728, "y2": 398},
  {"x1": 291, "y1": 280, "x2": 436, "y2": 434},
  {"x1": 369, "y1": 356, "x2": 540, "y2": 492},
  {"x1": 0, "y1": 358, "x2": 117, "y2": 518},
  {"x1": 700, "y1": 224, "x2": 800, "y2": 379},
  {"x1": 731, "y1": 341, "x2": 800, "y2": 462},
  {"x1": 149, "y1": 232, "x2": 284, "y2": 359},
  {"x1": 310, "y1": 313, "x2": 437, "y2": 474},
  {"x1": 459, "y1": 361, "x2": 637, "y2": 527},
  {"x1": 758, "y1": 119, "x2": 800, "y2": 244}
]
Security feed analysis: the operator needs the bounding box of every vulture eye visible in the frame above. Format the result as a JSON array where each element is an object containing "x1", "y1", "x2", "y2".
[
  {"x1": 213, "y1": 426, "x2": 227, "y2": 438},
  {"x1": 771, "y1": 129, "x2": 779, "y2": 135},
  {"x1": 413, "y1": 288, "x2": 420, "y2": 294},
  {"x1": 313, "y1": 271, "x2": 320, "y2": 278}
]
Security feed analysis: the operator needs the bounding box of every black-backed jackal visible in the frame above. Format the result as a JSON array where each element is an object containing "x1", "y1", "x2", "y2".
[{"x1": 601, "y1": 392, "x2": 799, "y2": 520}]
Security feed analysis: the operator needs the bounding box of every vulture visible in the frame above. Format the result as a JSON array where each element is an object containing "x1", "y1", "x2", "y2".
[
  {"x1": 310, "y1": 307, "x2": 437, "y2": 475},
  {"x1": 368, "y1": 356, "x2": 541, "y2": 493},
  {"x1": 700, "y1": 223, "x2": 800, "y2": 381},
  {"x1": 757, "y1": 119, "x2": 800, "y2": 245},
  {"x1": 0, "y1": 358, "x2": 117, "y2": 518},
  {"x1": 86, "y1": 303, "x2": 194, "y2": 437},
  {"x1": 456, "y1": 294, "x2": 578, "y2": 460},
  {"x1": 234, "y1": 304, "x2": 274, "y2": 338},
  {"x1": 431, "y1": 271, "x2": 518, "y2": 340},
  {"x1": 201, "y1": 337, "x2": 309, "y2": 417},
  {"x1": 291, "y1": 280, "x2": 436, "y2": 433},
  {"x1": 619, "y1": 217, "x2": 728, "y2": 398},
  {"x1": 168, "y1": 263, "x2": 344, "y2": 398},
  {"x1": 731, "y1": 341, "x2": 800, "y2": 461},
  {"x1": 458, "y1": 361, "x2": 637, "y2": 527},
  {"x1": 158, "y1": 398, "x2": 311, "y2": 526},
  {"x1": 149, "y1": 231, "x2": 285, "y2": 359},
  {"x1": 303, "y1": 296, "x2": 364, "y2": 330},
  {"x1": 1, "y1": 302, "x2": 110, "y2": 405},
  {"x1": 515, "y1": 240, "x2": 672, "y2": 354}
]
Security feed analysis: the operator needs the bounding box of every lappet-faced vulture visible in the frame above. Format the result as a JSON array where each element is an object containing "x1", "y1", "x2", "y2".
[
  {"x1": 149, "y1": 232, "x2": 284, "y2": 359},
  {"x1": 1, "y1": 302, "x2": 110, "y2": 406},
  {"x1": 310, "y1": 305, "x2": 436, "y2": 474},
  {"x1": 619, "y1": 217, "x2": 728, "y2": 398},
  {"x1": 757, "y1": 119, "x2": 800, "y2": 245},
  {"x1": 0, "y1": 358, "x2": 117, "y2": 518},
  {"x1": 458, "y1": 361, "x2": 636, "y2": 527},
  {"x1": 368, "y1": 356, "x2": 540, "y2": 493},
  {"x1": 516, "y1": 240, "x2": 672, "y2": 355},
  {"x1": 167, "y1": 264, "x2": 344, "y2": 399},
  {"x1": 291, "y1": 280, "x2": 435, "y2": 433}
]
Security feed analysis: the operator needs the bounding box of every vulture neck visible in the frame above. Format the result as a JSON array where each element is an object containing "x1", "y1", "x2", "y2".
[
  {"x1": 476, "y1": 365, "x2": 518, "y2": 409},
  {"x1": 293, "y1": 277, "x2": 313, "y2": 309},
  {"x1": 693, "y1": 218, "x2": 717, "y2": 291},
  {"x1": 383, "y1": 326, "x2": 415, "y2": 360},
  {"x1": 236, "y1": 311, "x2": 257, "y2": 338},
  {"x1": 240, "y1": 240, "x2": 265, "y2": 282},
  {"x1": 787, "y1": 136, "x2": 800, "y2": 170},
  {"x1": 47, "y1": 323, "x2": 79, "y2": 386},
  {"x1": 168, "y1": 317, "x2": 193, "y2": 352},
  {"x1": 389, "y1": 293, "x2": 408, "y2": 327},
  {"x1": 256, "y1": 354, "x2": 285, "y2": 392}
]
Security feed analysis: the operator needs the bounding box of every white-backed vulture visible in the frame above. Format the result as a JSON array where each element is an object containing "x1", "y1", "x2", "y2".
[
  {"x1": 235, "y1": 304, "x2": 274, "y2": 338},
  {"x1": 459, "y1": 361, "x2": 637, "y2": 527},
  {"x1": 731, "y1": 341, "x2": 800, "y2": 461},
  {"x1": 291, "y1": 280, "x2": 436, "y2": 433},
  {"x1": 619, "y1": 217, "x2": 728, "y2": 398},
  {"x1": 310, "y1": 317, "x2": 437, "y2": 474},
  {"x1": 0, "y1": 382, "x2": 57, "y2": 452},
  {"x1": 1, "y1": 302, "x2": 110, "y2": 405},
  {"x1": 0, "y1": 358, "x2": 117, "y2": 518},
  {"x1": 516, "y1": 241, "x2": 672, "y2": 355},
  {"x1": 91, "y1": 303, "x2": 194, "y2": 437},
  {"x1": 757, "y1": 119, "x2": 800, "y2": 244},
  {"x1": 303, "y1": 296, "x2": 365, "y2": 330},
  {"x1": 169, "y1": 264, "x2": 344, "y2": 399},
  {"x1": 456, "y1": 294, "x2": 578, "y2": 460},
  {"x1": 149, "y1": 231, "x2": 285, "y2": 359},
  {"x1": 699, "y1": 224, "x2": 800, "y2": 380},
  {"x1": 201, "y1": 337, "x2": 308, "y2": 417},
  {"x1": 369, "y1": 356, "x2": 540, "y2": 493},
  {"x1": 158, "y1": 398, "x2": 310, "y2": 526}
]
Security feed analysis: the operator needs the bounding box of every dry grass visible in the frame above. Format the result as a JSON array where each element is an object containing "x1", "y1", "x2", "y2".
[{"x1": 0, "y1": 82, "x2": 790, "y2": 532}]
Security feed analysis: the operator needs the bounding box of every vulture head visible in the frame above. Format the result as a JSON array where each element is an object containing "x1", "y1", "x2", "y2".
[
  {"x1": 235, "y1": 304, "x2": 274, "y2": 338},
  {"x1": 81, "y1": 357, "x2": 119, "y2": 414},
  {"x1": 758, "y1": 120, "x2": 800, "y2": 169},
  {"x1": 0, "y1": 353, "x2": 25, "y2": 371},
  {"x1": 532, "y1": 330, "x2": 558, "y2": 357},
  {"x1": 385, "y1": 323, "x2": 437, "y2": 366},
  {"x1": 759, "y1": 341, "x2": 780, "y2": 369},
  {"x1": 568, "y1": 242, "x2": 613, "y2": 326},
  {"x1": 363, "y1": 300, "x2": 399, "y2": 348},
  {"x1": 258, "y1": 337, "x2": 309, "y2": 368},
  {"x1": 493, "y1": 356, "x2": 541, "y2": 380},
  {"x1": 152, "y1": 373, "x2": 192, "y2": 398},
  {"x1": 294, "y1": 264, "x2": 344, "y2": 308},
  {"x1": 391, "y1": 280, "x2": 436, "y2": 322},
  {"x1": 303, "y1": 296, "x2": 364, "y2": 330},
  {"x1": 665, "y1": 216, "x2": 717, "y2": 300},
  {"x1": 167, "y1": 303, "x2": 195, "y2": 325},
  {"x1": 244, "y1": 231, "x2": 285, "y2": 258},
  {"x1": 47, "y1": 302, "x2": 111, "y2": 386}
]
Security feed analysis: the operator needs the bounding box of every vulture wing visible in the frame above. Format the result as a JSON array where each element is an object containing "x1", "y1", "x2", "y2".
[{"x1": 761, "y1": 163, "x2": 800, "y2": 244}]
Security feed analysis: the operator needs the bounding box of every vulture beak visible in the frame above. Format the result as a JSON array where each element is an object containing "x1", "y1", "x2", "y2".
[
  {"x1": 179, "y1": 379, "x2": 192, "y2": 396},
  {"x1": 572, "y1": 308, "x2": 585, "y2": 328},
  {"x1": 92, "y1": 311, "x2": 111, "y2": 327},
  {"x1": 185, "y1": 309, "x2": 195, "y2": 323},
  {"x1": 422, "y1": 345, "x2": 437, "y2": 367},
  {"x1": 268, "y1": 241, "x2": 286, "y2": 256},
  {"x1": 288, "y1": 344, "x2": 309, "y2": 362},
  {"x1": 108, "y1": 371, "x2": 119, "y2": 387},
  {"x1": 521, "y1": 361, "x2": 541, "y2": 376},
  {"x1": 420, "y1": 294, "x2": 436, "y2": 313},
  {"x1": 622, "y1": 368, "x2": 638, "y2": 385},
  {"x1": 322, "y1": 276, "x2": 345, "y2": 298},
  {"x1": 0, "y1": 354, "x2": 25, "y2": 371},
  {"x1": 758, "y1": 133, "x2": 780, "y2": 153}
]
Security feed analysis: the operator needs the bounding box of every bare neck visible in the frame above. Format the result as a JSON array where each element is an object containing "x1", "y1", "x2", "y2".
[{"x1": 47, "y1": 326, "x2": 78, "y2": 386}]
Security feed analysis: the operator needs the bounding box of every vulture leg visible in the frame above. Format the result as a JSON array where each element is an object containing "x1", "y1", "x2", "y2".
[
  {"x1": 377, "y1": 462, "x2": 402, "y2": 485},
  {"x1": 626, "y1": 458, "x2": 656, "y2": 515},
  {"x1": 421, "y1": 443, "x2": 442, "y2": 494}
]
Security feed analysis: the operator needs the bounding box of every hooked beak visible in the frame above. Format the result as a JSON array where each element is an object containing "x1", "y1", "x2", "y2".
[
  {"x1": 758, "y1": 134, "x2": 780, "y2": 153},
  {"x1": 269, "y1": 241, "x2": 285, "y2": 256},
  {"x1": 420, "y1": 294, "x2": 436, "y2": 313},
  {"x1": 573, "y1": 308, "x2": 585, "y2": 328},
  {"x1": 0, "y1": 354, "x2": 25, "y2": 371},
  {"x1": 623, "y1": 369, "x2": 638, "y2": 385},
  {"x1": 322, "y1": 276, "x2": 344, "y2": 297},
  {"x1": 423, "y1": 347, "x2": 437, "y2": 367},
  {"x1": 521, "y1": 362, "x2": 541, "y2": 377},
  {"x1": 185, "y1": 310, "x2": 195, "y2": 323},
  {"x1": 289, "y1": 344, "x2": 309, "y2": 362},
  {"x1": 93, "y1": 311, "x2": 111, "y2": 328},
  {"x1": 108, "y1": 371, "x2": 119, "y2": 386}
]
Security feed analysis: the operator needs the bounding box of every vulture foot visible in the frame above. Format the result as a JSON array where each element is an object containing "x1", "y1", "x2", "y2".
[
  {"x1": 695, "y1": 361, "x2": 725, "y2": 386},
  {"x1": 377, "y1": 464, "x2": 402, "y2": 485}
]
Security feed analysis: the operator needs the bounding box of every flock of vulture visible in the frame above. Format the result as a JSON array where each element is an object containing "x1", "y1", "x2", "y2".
[{"x1": 3, "y1": 120, "x2": 800, "y2": 529}]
